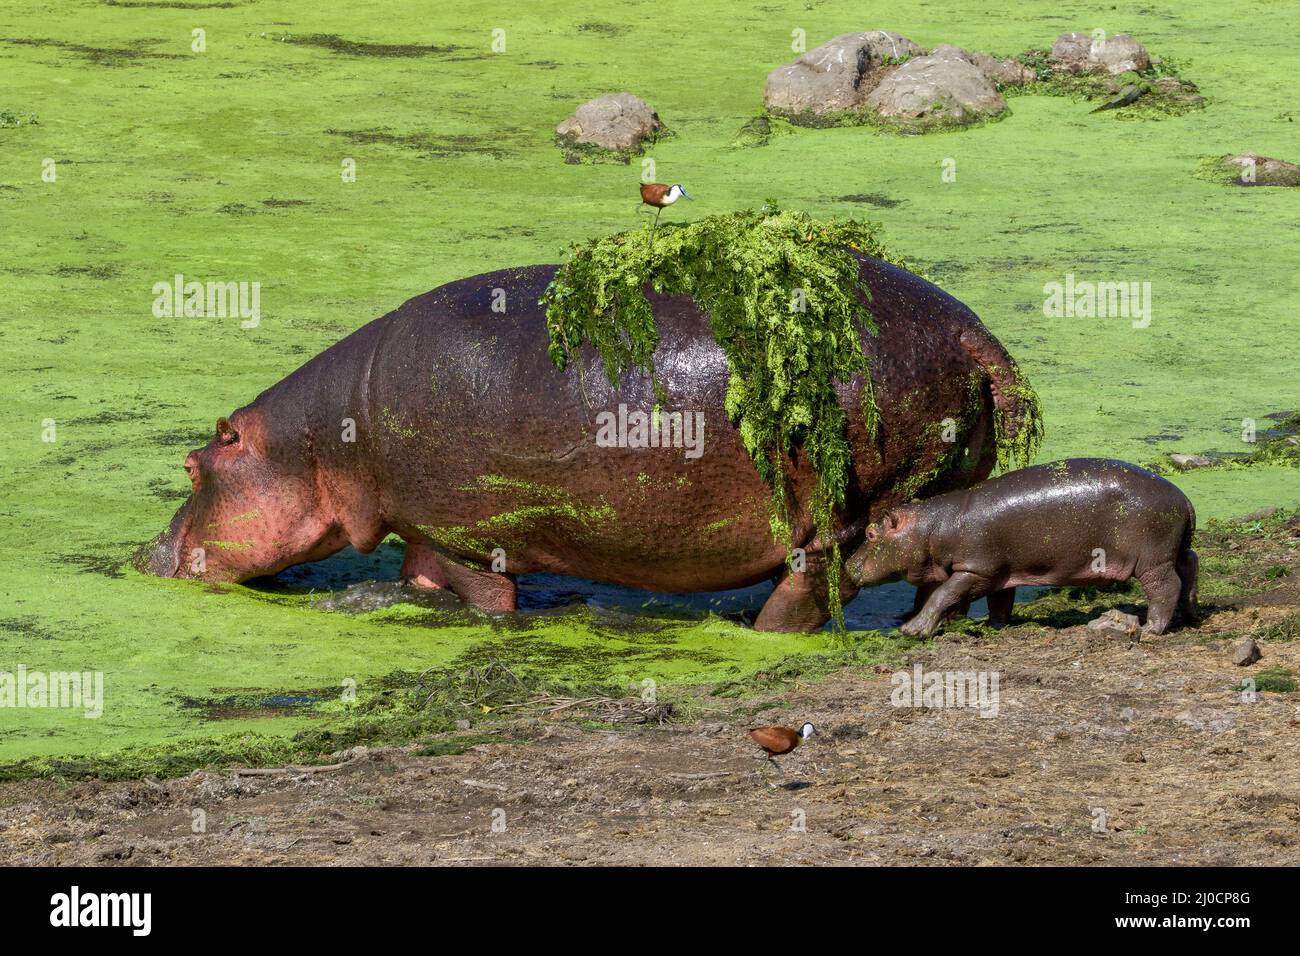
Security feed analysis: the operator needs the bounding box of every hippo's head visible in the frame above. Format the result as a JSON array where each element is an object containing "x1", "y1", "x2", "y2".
[
  {"x1": 136, "y1": 408, "x2": 345, "y2": 582},
  {"x1": 844, "y1": 508, "x2": 923, "y2": 586}
]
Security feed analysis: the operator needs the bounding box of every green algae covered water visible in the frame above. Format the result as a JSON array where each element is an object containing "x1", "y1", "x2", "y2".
[{"x1": 0, "y1": 0, "x2": 1297, "y2": 772}]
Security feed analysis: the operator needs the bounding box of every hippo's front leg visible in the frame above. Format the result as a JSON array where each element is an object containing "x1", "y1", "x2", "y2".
[
  {"x1": 901, "y1": 571, "x2": 989, "y2": 637},
  {"x1": 906, "y1": 583, "x2": 973, "y2": 625},
  {"x1": 401, "y1": 538, "x2": 517, "y2": 614}
]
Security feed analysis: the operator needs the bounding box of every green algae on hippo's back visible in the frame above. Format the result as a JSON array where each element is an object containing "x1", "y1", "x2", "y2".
[
  {"x1": 541, "y1": 205, "x2": 1043, "y2": 626},
  {"x1": 542, "y1": 206, "x2": 904, "y2": 625}
]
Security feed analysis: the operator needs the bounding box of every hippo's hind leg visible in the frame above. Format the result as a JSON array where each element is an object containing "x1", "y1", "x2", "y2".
[
  {"x1": 754, "y1": 562, "x2": 859, "y2": 633},
  {"x1": 401, "y1": 538, "x2": 516, "y2": 614},
  {"x1": 986, "y1": 588, "x2": 1015, "y2": 628},
  {"x1": 1137, "y1": 561, "x2": 1180, "y2": 635},
  {"x1": 1176, "y1": 548, "x2": 1199, "y2": 621}
]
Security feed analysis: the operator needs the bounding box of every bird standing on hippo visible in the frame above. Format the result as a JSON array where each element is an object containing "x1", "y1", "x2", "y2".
[
  {"x1": 137, "y1": 251, "x2": 1040, "y2": 632},
  {"x1": 844, "y1": 458, "x2": 1199, "y2": 636}
]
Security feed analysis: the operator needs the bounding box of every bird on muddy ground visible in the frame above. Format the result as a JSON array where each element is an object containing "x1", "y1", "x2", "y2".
[
  {"x1": 639, "y1": 182, "x2": 693, "y2": 248},
  {"x1": 749, "y1": 722, "x2": 816, "y2": 763}
]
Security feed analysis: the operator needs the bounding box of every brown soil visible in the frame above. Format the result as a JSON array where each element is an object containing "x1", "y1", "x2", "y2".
[{"x1": 3, "y1": 592, "x2": 1298, "y2": 866}]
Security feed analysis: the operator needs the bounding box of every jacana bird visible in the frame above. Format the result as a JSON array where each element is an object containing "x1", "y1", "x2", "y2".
[
  {"x1": 749, "y1": 722, "x2": 816, "y2": 761},
  {"x1": 639, "y1": 182, "x2": 693, "y2": 248}
]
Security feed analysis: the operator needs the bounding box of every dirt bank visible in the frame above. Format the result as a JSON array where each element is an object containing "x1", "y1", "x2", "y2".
[{"x1": 3, "y1": 620, "x2": 1298, "y2": 865}]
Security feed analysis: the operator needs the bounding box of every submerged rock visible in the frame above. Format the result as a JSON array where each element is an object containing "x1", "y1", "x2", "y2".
[
  {"x1": 1218, "y1": 153, "x2": 1300, "y2": 187},
  {"x1": 1169, "y1": 453, "x2": 1213, "y2": 470},
  {"x1": 1051, "y1": 32, "x2": 1150, "y2": 75},
  {"x1": 966, "y1": 50, "x2": 1036, "y2": 88},
  {"x1": 555, "y1": 92, "x2": 663, "y2": 152}
]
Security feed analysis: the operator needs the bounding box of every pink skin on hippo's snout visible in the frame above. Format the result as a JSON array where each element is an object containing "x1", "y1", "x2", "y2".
[{"x1": 137, "y1": 411, "x2": 348, "y2": 582}]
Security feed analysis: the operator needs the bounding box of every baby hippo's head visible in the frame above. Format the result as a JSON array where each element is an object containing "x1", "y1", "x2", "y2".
[{"x1": 845, "y1": 508, "x2": 924, "y2": 586}]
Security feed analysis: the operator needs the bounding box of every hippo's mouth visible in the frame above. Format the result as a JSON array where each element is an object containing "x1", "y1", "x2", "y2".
[{"x1": 134, "y1": 498, "x2": 191, "y2": 577}]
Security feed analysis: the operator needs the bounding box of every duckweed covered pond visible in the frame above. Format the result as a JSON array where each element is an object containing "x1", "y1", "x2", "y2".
[{"x1": 1, "y1": 0, "x2": 1297, "y2": 775}]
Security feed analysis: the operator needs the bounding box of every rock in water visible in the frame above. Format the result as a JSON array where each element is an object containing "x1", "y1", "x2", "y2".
[
  {"x1": 966, "y1": 50, "x2": 1036, "y2": 88},
  {"x1": 1051, "y1": 32, "x2": 1151, "y2": 75},
  {"x1": 555, "y1": 93, "x2": 663, "y2": 152},
  {"x1": 1221, "y1": 154, "x2": 1300, "y2": 187},
  {"x1": 1169, "y1": 453, "x2": 1213, "y2": 470},
  {"x1": 863, "y1": 51, "x2": 1007, "y2": 128},
  {"x1": 763, "y1": 31, "x2": 922, "y2": 121}
]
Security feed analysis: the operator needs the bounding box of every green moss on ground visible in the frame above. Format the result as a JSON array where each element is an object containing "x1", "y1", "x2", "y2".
[
  {"x1": 0, "y1": 640, "x2": 915, "y2": 781},
  {"x1": 1248, "y1": 667, "x2": 1297, "y2": 693}
]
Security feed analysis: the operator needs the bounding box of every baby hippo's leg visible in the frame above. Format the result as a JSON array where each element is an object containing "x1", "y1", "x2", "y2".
[
  {"x1": 1137, "y1": 562, "x2": 1181, "y2": 635},
  {"x1": 986, "y1": 588, "x2": 1015, "y2": 628},
  {"x1": 901, "y1": 571, "x2": 989, "y2": 637},
  {"x1": 906, "y1": 583, "x2": 934, "y2": 622},
  {"x1": 906, "y1": 584, "x2": 970, "y2": 624}
]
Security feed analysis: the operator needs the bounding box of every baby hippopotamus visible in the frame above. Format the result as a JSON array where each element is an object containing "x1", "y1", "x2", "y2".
[{"x1": 845, "y1": 458, "x2": 1198, "y2": 637}]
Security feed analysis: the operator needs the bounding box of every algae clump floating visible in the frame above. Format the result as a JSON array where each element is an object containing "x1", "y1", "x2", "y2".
[{"x1": 541, "y1": 204, "x2": 1030, "y2": 628}]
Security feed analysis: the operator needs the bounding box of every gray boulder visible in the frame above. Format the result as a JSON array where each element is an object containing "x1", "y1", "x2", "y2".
[
  {"x1": 864, "y1": 51, "x2": 1007, "y2": 126},
  {"x1": 969, "y1": 51, "x2": 1036, "y2": 87},
  {"x1": 764, "y1": 31, "x2": 923, "y2": 120},
  {"x1": 928, "y1": 45, "x2": 1034, "y2": 87},
  {"x1": 555, "y1": 93, "x2": 663, "y2": 152},
  {"x1": 1230, "y1": 637, "x2": 1262, "y2": 666},
  {"x1": 1051, "y1": 32, "x2": 1150, "y2": 75},
  {"x1": 1222, "y1": 153, "x2": 1300, "y2": 187},
  {"x1": 1087, "y1": 609, "x2": 1141, "y2": 639}
]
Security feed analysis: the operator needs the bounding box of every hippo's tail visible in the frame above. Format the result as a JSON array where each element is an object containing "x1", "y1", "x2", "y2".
[{"x1": 957, "y1": 325, "x2": 1045, "y2": 473}]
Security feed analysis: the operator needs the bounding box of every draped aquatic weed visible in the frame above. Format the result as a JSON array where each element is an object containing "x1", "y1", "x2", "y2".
[{"x1": 542, "y1": 204, "x2": 1038, "y2": 627}]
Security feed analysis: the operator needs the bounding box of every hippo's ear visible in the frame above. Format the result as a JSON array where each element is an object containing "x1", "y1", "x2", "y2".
[{"x1": 216, "y1": 417, "x2": 240, "y2": 447}]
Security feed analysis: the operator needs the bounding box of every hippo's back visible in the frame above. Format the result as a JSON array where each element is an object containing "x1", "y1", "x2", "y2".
[
  {"x1": 952, "y1": 458, "x2": 1194, "y2": 571},
  {"x1": 338, "y1": 256, "x2": 1020, "y2": 592}
]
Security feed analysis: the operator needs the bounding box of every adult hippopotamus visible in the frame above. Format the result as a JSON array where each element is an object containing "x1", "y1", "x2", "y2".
[
  {"x1": 844, "y1": 458, "x2": 1198, "y2": 636},
  {"x1": 137, "y1": 253, "x2": 1039, "y2": 631}
]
